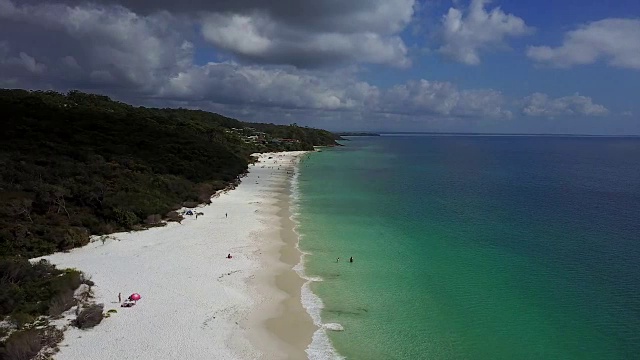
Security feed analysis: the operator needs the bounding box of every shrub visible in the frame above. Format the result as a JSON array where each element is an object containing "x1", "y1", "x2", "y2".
[
  {"x1": 0, "y1": 329, "x2": 42, "y2": 360},
  {"x1": 48, "y1": 290, "x2": 75, "y2": 317},
  {"x1": 74, "y1": 304, "x2": 104, "y2": 329},
  {"x1": 10, "y1": 313, "x2": 35, "y2": 330},
  {"x1": 165, "y1": 211, "x2": 182, "y2": 222},
  {"x1": 144, "y1": 214, "x2": 162, "y2": 224},
  {"x1": 0, "y1": 326, "x2": 10, "y2": 339},
  {"x1": 80, "y1": 275, "x2": 95, "y2": 287},
  {"x1": 112, "y1": 208, "x2": 138, "y2": 228},
  {"x1": 50, "y1": 270, "x2": 82, "y2": 297},
  {"x1": 60, "y1": 227, "x2": 90, "y2": 250},
  {"x1": 40, "y1": 326, "x2": 64, "y2": 354},
  {"x1": 181, "y1": 201, "x2": 199, "y2": 208}
]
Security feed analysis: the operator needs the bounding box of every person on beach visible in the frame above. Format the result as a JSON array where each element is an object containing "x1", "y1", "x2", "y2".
[
  {"x1": 227, "y1": 253, "x2": 232, "y2": 259},
  {"x1": 118, "y1": 292, "x2": 121, "y2": 303},
  {"x1": 349, "y1": 257, "x2": 353, "y2": 263},
  {"x1": 225, "y1": 212, "x2": 228, "y2": 218}
]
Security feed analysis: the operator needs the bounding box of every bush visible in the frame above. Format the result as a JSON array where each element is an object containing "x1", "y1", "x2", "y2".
[
  {"x1": 112, "y1": 208, "x2": 138, "y2": 228},
  {"x1": 165, "y1": 211, "x2": 182, "y2": 222},
  {"x1": 48, "y1": 290, "x2": 75, "y2": 317},
  {"x1": 74, "y1": 304, "x2": 104, "y2": 329},
  {"x1": 0, "y1": 329, "x2": 42, "y2": 360},
  {"x1": 40, "y1": 326, "x2": 64, "y2": 354},
  {"x1": 144, "y1": 214, "x2": 162, "y2": 224},
  {"x1": 9, "y1": 313, "x2": 34, "y2": 330},
  {"x1": 60, "y1": 227, "x2": 90, "y2": 250}
]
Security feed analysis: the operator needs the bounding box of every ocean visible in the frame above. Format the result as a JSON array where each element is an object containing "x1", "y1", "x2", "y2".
[{"x1": 292, "y1": 135, "x2": 640, "y2": 360}]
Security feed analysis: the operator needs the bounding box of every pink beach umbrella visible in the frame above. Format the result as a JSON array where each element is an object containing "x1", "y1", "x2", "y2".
[{"x1": 130, "y1": 293, "x2": 141, "y2": 302}]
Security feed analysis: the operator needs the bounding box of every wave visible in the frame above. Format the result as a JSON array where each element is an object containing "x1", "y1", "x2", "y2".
[
  {"x1": 322, "y1": 323, "x2": 345, "y2": 331},
  {"x1": 290, "y1": 156, "x2": 345, "y2": 360}
]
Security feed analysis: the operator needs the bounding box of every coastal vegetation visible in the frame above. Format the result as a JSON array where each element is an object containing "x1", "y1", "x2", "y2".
[{"x1": 0, "y1": 88, "x2": 340, "y2": 357}]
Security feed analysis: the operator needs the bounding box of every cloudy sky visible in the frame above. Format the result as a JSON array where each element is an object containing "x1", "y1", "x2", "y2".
[{"x1": 1, "y1": 0, "x2": 639, "y2": 134}]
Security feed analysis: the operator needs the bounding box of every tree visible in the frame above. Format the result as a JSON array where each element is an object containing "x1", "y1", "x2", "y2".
[{"x1": 8, "y1": 199, "x2": 33, "y2": 223}]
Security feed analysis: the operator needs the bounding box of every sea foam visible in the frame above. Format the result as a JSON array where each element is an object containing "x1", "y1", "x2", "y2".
[{"x1": 291, "y1": 157, "x2": 345, "y2": 360}]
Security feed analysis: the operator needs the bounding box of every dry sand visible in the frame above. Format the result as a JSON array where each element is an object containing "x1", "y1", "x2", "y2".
[{"x1": 35, "y1": 151, "x2": 316, "y2": 360}]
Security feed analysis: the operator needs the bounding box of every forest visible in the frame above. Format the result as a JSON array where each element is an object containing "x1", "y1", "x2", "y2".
[{"x1": 0, "y1": 89, "x2": 340, "y2": 259}]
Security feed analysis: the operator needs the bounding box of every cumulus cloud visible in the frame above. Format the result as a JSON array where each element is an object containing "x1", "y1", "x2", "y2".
[
  {"x1": 0, "y1": 0, "x2": 193, "y2": 91},
  {"x1": 200, "y1": 11, "x2": 410, "y2": 68},
  {"x1": 0, "y1": 0, "x2": 614, "y2": 130},
  {"x1": 0, "y1": 0, "x2": 513, "y2": 121},
  {"x1": 157, "y1": 64, "x2": 513, "y2": 120},
  {"x1": 0, "y1": 42, "x2": 46, "y2": 78},
  {"x1": 521, "y1": 93, "x2": 609, "y2": 117},
  {"x1": 527, "y1": 18, "x2": 640, "y2": 70},
  {"x1": 381, "y1": 80, "x2": 511, "y2": 118},
  {"x1": 438, "y1": 0, "x2": 532, "y2": 65},
  {"x1": 45, "y1": 0, "x2": 415, "y2": 68},
  {"x1": 198, "y1": 2, "x2": 412, "y2": 68},
  {"x1": 158, "y1": 62, "x2": 379, "y2": 111}
]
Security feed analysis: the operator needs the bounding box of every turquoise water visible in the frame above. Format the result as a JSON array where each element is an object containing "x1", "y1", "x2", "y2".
[{"x1": 295, "y1": 136, "x2": 640, "y2": 360}]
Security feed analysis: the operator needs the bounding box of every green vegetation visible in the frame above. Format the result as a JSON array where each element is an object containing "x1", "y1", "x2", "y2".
[
  {"x1": 73, "y1": 304, "x2": 104, "y2": 329},
  {"x1": 0, "y1": 88, "x2": 340, "y2": 356},
  {"x1": 0, "y1": 258, "x2": 82, "y2": 322},
  {"x1": 0, "y1": 89, "x2": 340, "y2": 258},
  {"x1": 0, "y1": 258, "x2": 85, "y2": 358}
]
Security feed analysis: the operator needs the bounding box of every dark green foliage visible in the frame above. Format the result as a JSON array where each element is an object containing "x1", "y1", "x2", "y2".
[
  {"x1": 0, "y1": 258, "x2": 81, "y2": 319},
  {"x1": 0, "y1": 259, "x2": 82, "y2": 358},
  {"x1": 0, "y1": 326, "x2": 64, "y2": 360},
  {"x1": 246, "y1": 122, "x2": 342, "y2": 151},
  {"x1": 47, "y1": 290, "x2": 75, "y2": 318},
  {"x1": 0, "y1": 328, "x2": 42, "y2": 360},
  {"x1": 73, "y1": 304, "x2": 104, "y2": 329},
  {"x1": 0, "y1": 89, "x2": 339, "y2": 259}
]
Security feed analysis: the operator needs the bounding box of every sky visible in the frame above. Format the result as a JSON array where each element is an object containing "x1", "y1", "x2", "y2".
[{"x1": 1, "y1": 0, "x2": 639, "y2": 134}]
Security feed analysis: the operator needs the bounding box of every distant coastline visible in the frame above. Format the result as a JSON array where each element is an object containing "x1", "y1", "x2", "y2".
[
  {"x1": 377, "y1": 132, "x2": 640, "y2": 137},
  {"x1": 335, "y1": 132, "x2": 381, "y2": 137},
  {"x1": 336, "y1": 131, "x2": 640, "y2": 137}
]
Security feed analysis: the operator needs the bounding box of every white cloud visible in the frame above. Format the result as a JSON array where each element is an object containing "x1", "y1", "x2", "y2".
[
  {"x1": 0, "y1": 0, "x2": 193, "y2": 90},
  {"x1": 15, "y1": 52, "x2": 46, "y2": 74},
  {"x1": 381, "y1": 79, "x2": 511, "y2": 118},
  {"x1": 0, "y1": 0, "x2": 617, "y2": 131},
  {"x1": 201, "y1": 13, "x2": 272, "y2": 57},
  {"x1": 158, "y1": 62, "x2": 379, "y2": 111},
  {"x1": 527, "y1": 18, "x2": 640, "y2": 70},
  {"x1": 0, "y1": 43, "x2": 46, "y2": 74},
  {"x1": 199, "y1": 3, "x2": 412, "y2": 68},
  {"x1": 521, "y1": 93, "x2": 609, "y2": 117},
  {"x1": 438, "y1": 0, "x2": 532, "y2": 65}
]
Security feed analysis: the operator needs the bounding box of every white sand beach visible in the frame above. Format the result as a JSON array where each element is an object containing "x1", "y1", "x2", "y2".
[{"x1": 35, "y1": 151, "x2": 316, "y2": 360}]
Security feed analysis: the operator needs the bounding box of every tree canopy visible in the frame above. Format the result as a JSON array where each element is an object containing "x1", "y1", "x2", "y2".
[{"x1": 0, "y1": 89, "x2": 340, "y2": 258}]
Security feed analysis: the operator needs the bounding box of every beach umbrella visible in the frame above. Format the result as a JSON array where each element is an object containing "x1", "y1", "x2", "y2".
[{"x1": 130, "y1": 293, "x2": 141, "y2": 301}]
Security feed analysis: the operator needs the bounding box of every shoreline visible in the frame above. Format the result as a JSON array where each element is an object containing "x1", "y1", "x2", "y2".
[
  {"x1": 34, "y1": 151, "x2": 316, "y2": 360},
  {"x1": 245, "y1": 163, "x2": 317, "y2": 358}
]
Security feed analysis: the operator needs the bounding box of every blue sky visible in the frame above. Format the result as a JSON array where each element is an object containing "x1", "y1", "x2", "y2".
[{"x1": 1, "y1": 0, "x2": 639, "y2": 134}]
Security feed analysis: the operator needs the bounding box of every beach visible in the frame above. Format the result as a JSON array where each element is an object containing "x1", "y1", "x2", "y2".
[{"x1": 35, "y1": 151, "x2": 316, "y2": 360}]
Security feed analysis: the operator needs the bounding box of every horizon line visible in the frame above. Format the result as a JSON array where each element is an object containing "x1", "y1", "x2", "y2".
[{"x1": 336, "y1": 131, "x2": 640, "y2": 137}]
